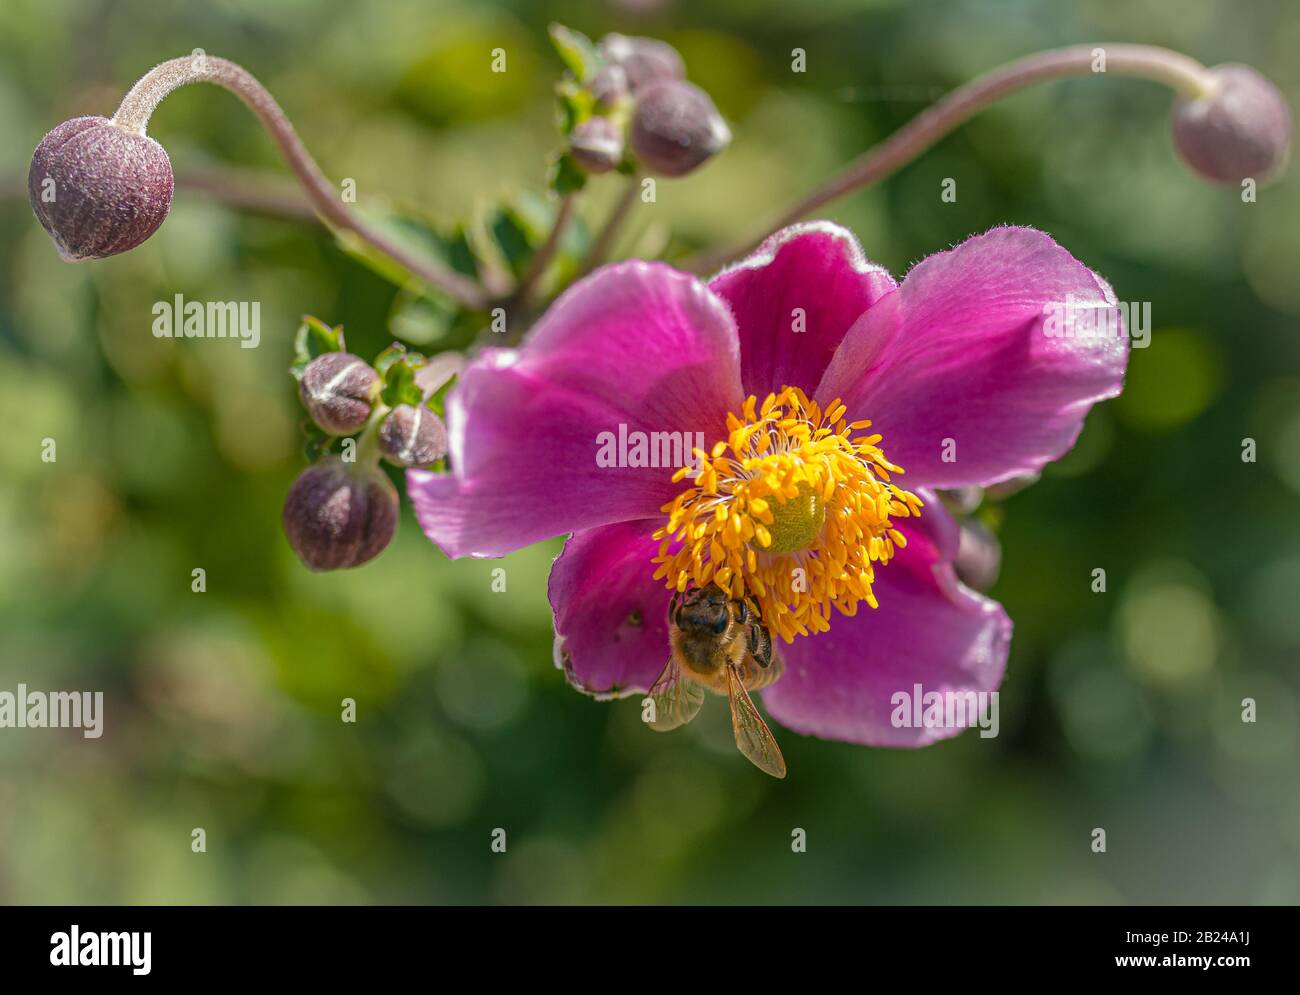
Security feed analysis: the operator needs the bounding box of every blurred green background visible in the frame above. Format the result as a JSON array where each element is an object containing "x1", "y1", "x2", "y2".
[{"x1": 1, "y1": 0, "x2": 1298, "y2": 905}]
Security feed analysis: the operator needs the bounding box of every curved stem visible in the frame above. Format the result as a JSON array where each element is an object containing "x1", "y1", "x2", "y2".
[
  {"x1": 507, "y1": 191, "x2": 576, "y2": 312},
  {"x1": 578, "y1": 174, "x2": 640, "y2": 276},
  {"x1": 686, "y1": 43, "x2": 1215, "y2": 274},
  {"x1": 354, "y1": 401, "x2": 390, "y2": 468},
  {"x1": 112, "y1": 54, "x2": 487, "y2": 309}
]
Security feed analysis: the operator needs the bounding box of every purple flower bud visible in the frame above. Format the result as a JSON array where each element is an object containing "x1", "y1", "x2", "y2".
[
  {"x1": 598, "y1": 33, "x2": 685, "y2": 94},
  {"x1": 983, "y1": 472, "x2": 1040, "y2": 501},
  {"x1": 954, "y1": 519, "x2": 1001, "y2": 593},
  {"x1": 378, "y1": 403, "x2": 447, "y2": 467},
  {"x1": 298, "y1": 352, "x2": 380, "y2": 436},
  {"x1": 1172, "y1": 64, "x2": 1292, "y2": 184},
  {"x1": 28, "y1": 116, "x2": 174, "y2": 261},
  {"x1": 282, "y1": 457, "x2": 398, "y2": 571},
  {"x1": 570, "y1": 117, "x2": 625, "y2": 174},
  {"x1": 629, "y1": 79, "x2": 731, "y2": 177},
  {"x1": 589, "y1": 64, "x2": 629, "y2": 107},
  {"x1": 940, "y1": 486, "x2": 983, "y2": 515}
]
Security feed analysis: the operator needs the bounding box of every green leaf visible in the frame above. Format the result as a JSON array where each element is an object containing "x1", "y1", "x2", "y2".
[
  {"x1": 383, "y1": 361, "x2": 424, "y2": 408},
  {"x1": 549, "y1": 152, "x2": 588, "y2": 195},
  {"x1": 389, "y1": 287, "x2": 460, "y2": 347},
  {"x1": 291, "y1": 316, "x2": 345, "y2": 380},
  {"x1": 548, "y1": 23, "x2": 600, "y2": 82},
  {"x1": 302, "y1": 421, "x2": 335, "y2": 462},
  {"x1": 555, "y1": 79, "x2": 595, "y2": 135},
  {"x1": 430, "y1": 223, "x2": 480, "y2": 280},
  {"x1": 376, "y1": 343, "x2": 427, "y2": 408},
  {"x1": 374, "y1": 342, "x2": 419, "y2": 376},
  {"x1": 334, "y1": 208, "x2": 481, "y2": 296},
  {"x1": 426, "y1": 374, "x2": 457, "y2": 418},
  {"x1": 487, "y1": 196, "x2": 551, "y2": 281}
]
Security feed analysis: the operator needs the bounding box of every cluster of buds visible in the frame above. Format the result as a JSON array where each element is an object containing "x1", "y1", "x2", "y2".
[
  {"x1": 551, "y1": 26, "x2": 731, "y2": 182},
  {"x1": 935, "y1": 474, "x2": 1050, "y2": 593},
  {"x1": 281, "y1": 319, "x2": 454, "y2": 571}
]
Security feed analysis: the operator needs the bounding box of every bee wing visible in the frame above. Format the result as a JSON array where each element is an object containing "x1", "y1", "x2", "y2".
[
  {"x1": 646, "y1": 658, "x2": 705, "y2": 732},
  {"x1": 725, "y1": 663, "x2": 787, "y2": 778}
]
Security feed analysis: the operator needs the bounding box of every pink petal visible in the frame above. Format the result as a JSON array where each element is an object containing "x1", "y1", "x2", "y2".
[
  {"x1": 761, "y1": 497, "x2": 1010, "y2": 747},
  {"x1": 548, "y1": 519, "x2": 672, "y2": 698},
  {"x1": 710, "y1": 222, "x2": 896, "y2": 399},
  {"x1": 815, "y1": 226, "x2": 1128, "y2": 489},
  {"x1": 409, "y1": 261, "x2": 744, "y2": 558}
]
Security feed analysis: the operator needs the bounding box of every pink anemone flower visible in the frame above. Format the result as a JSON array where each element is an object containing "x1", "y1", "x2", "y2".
[{"x1": 408, "y1": 223, "x2": 1127, "y2": 764}]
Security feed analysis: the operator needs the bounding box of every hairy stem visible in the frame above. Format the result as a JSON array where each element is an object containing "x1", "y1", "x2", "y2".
[
  {"x1": 507, "y1": 192, "x2": 577, "y2": 312},
  {"x1": 113, "y1": 54, "x2": 487, "y2": 309},
  {"x1": 354, "y1": 401, "x2": 390, "y2": 468},
  {"x1": 686, "y1": 43, "x2": 1214, "y2": 273},
  {"x1": 578, "y1": 174, "x2": 640, "y2": 276}
]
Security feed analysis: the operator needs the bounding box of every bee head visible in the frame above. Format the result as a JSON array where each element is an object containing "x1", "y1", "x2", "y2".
[{"x1": 673, "y1": 584, "x2": 731, "y2": 635}]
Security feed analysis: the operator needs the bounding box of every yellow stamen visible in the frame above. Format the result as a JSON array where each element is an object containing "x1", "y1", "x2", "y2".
[{"x1": 651, "y1": 386, "x2": 921, "y2": 643}]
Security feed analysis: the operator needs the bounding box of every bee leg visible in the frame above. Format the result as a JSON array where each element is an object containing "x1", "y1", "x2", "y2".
[
  {"x1": 669, "y1": 589, "x2": 683, "y2": 625},
  {"x1": 748, "y1": 621, "x2": 772, "y2": 669}
]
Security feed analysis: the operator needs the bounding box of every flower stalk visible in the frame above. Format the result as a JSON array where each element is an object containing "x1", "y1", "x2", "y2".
[
  {"x1": 686, "y1": 44, "x2": 1222, "y2": 274},
  {"x1": 507, "y1": 191, "x2": 578, "y2": 314},
  {"x1": 578, "y1": 173, "x2": 640, "y2": 276},
  {"x1": 112, "y1": 54, "x2": 488, "y2": 308}
]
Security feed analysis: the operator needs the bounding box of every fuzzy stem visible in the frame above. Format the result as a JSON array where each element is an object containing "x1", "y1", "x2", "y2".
[
  {"x1": 508, "y1": 192, "x2": 577, "y2": 312},
  {"x1": 112, "y1": 54, "x2": 487, "y2": 309},
  {"x1": 687, "y1": 43, "x2": 1215, "y2": 274},
  {"x1": 354, "y1": 401, "x2": 390, "y2": 468},
  {"x1": 578, "y1": 174, "x2": 640, "y2": 276}
]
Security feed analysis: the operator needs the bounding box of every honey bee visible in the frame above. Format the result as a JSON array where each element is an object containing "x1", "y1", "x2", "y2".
[{"x1": 647, "y1": 585, "x2": 787, "y2": 778}]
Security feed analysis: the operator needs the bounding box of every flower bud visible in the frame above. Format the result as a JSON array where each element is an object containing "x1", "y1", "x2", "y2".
[
  {"x1": 598, "y1": 33, "x2": 685, "y2": 94},
  {"x1": 28, "y1": 116, "x2": 174, "y2": 261},
  {"x1": 939, "y1": 486, "x2": 983, "y2": 516},
  {"x1": 954, "y1": 519, "x2": 1001, "y2": 593},
  {"x1": 630, "y1": 80, "x2": 730, "y2": 177},
  {"x1": 570, "y1": 117, "x2": 625, "y2": 174},
  {"x1": 298, "y1": 352, "x2": 380, "y2": 436},
  {"x1": 589, "y1": 64, "x2": 629, "y2": 107},
  {"x1": 1172, "y1": 64, "x2": 1292, "y2": 184},
  {"x1": 282, "y1": 457, "x2": 398, "y2": 571},
  {"x1": 378, "y1": 403, "x2": 447, "y2": 467},
  {"x1": 983, "y1": 472, "x2": 1040, "y2": 501}
]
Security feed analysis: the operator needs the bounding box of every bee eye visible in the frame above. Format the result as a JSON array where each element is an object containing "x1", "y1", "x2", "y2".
[{"x1": 712, "y1": 613, "x2": 728, "y2": 634}]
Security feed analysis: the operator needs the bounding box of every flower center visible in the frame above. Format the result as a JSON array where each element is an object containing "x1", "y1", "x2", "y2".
[
  {"x1": 757, "y1": 481, "x2": 825, "y2": 555},
  {"x1": 652, "y1": 386, "x2": 921, "y2": 643}
]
